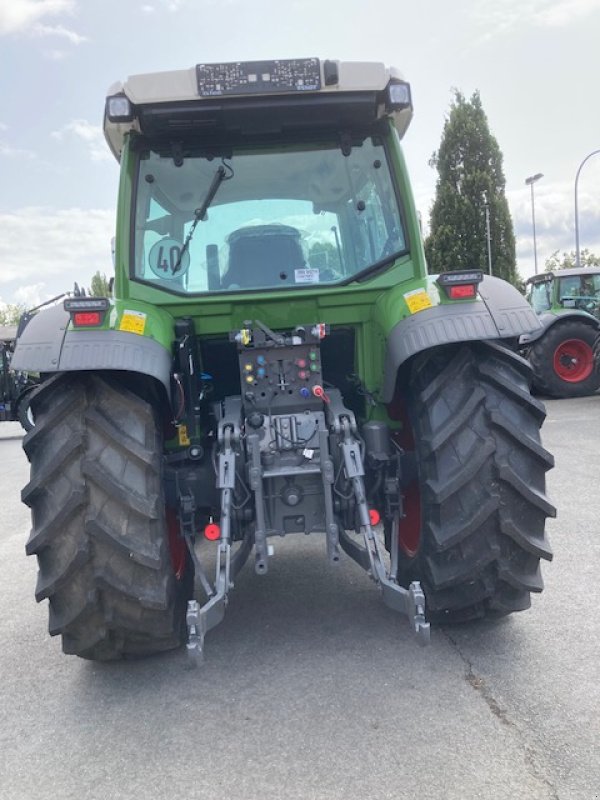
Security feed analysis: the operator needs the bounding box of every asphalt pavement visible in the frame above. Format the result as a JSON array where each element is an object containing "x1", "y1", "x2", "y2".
[{"x1": 0, "y1": 395, "x2": 598, "y2": 800}]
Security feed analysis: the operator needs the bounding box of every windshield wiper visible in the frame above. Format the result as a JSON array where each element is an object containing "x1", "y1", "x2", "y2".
[
  {"x1": 339, "y1": 249, "x2": 408, "y2": 285},
  {"x1": 171, "y1": 164, "x2": 229, "y2": 275}
]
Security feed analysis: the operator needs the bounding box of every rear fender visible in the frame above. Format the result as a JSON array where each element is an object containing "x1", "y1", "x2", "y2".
[
  {"x1": 519, "y1": 310, "x2": 600, "y2": 346},
  {"x1": 11, "y1": 303, "x2": 172, "y2": 396},
  {"x1": 381, "y1": 275, "x2": 541, "y2": 402}
]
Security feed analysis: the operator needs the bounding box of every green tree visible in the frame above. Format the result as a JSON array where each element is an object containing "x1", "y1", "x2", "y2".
[
  {"x1": 425, "y1": 90, "x2": 518, "y2": 285},
  {"x1": 545, "y1": 248, "x2": 600, "y2": 271},
  {"x1": 0, "y1": 303, "x2": 26, "y2": 326},
  {"x1": 89, "y1": 271, "x2": 111, "y2": 296}
]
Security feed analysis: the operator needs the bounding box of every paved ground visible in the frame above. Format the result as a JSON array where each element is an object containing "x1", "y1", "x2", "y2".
[{"x1": 0, "y1": 395, "x2": 598, "y2": 800}]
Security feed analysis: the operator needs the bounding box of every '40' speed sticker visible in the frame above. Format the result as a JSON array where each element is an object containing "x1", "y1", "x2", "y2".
[{"x1": 148, "y1": 238, "x2": 190, "y2": 280}]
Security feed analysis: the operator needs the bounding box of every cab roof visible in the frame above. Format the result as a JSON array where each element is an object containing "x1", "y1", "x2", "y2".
[
  {"x1": 527, "y1": 266, "x2": 600, "y2": 283},
  {"x1": 103, "y1": 58, "x2": 413, "y2": 161}
]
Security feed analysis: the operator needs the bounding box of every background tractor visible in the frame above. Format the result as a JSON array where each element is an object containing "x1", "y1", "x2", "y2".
[
  {"x1": 521, "y1": 268, "x2": 600, "y2": 397},
  {"x1": 13, "y1": 59, "x2": 555, "y2": 662},
  {"x1": 0, "y1": 325, "x2": 35, "y2": 431}
]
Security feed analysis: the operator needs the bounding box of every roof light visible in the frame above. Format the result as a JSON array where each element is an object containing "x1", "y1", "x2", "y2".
[
  {"x1": 386, "y1": 81, "x2": 412, "y2": 112},
  {"x1": 106, "y1": 94, "x2": 134, "y2": 122}
]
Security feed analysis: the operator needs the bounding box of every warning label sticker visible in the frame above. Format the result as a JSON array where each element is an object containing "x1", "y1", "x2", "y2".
[
  {"x1": 403, "y1": 289, "x2": 433, "y2": 314},
  {"x1": 119, "y1": 309, "x2": 147, "y2": 335}
]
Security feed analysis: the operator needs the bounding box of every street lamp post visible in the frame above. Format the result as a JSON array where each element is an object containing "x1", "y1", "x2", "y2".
[
  {"x1": 525, "y1": 173, "x2": 543, "y2": 275},
  {"x1": 574, "y1": 149, "x2": 600, "y2": 268}
]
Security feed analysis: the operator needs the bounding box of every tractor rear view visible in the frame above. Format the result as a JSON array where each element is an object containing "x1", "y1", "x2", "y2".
[{"x1": 13, "y1": 59, "x2": 555, "y2": 662}]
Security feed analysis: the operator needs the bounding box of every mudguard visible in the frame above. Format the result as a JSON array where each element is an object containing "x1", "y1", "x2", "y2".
[
  {"x1": 519, "y1": 309, "x2": 600, "y2": 346},
  {"x1": 381, "y1": 275, "x2": 541, "y2": 402},
  {"x1": 11, "y1": 303, "x2": 172, "y2": 394}
]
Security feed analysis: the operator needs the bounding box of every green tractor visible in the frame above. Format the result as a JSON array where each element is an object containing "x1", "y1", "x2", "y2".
[
  {"x1": 521, "y1": 268, "x2": 600, "y2": 397},
  {"x1": 13, "y1": 59, "x2": 555, "y2": 662}
]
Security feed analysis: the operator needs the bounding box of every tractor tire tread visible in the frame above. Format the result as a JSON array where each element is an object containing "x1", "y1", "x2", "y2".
[
  {"x1": 400, "y1": 341, "x2": 554, "y2": 622},
  {"x1": 23, "y1": 373, "x2": 187, "y2": 660}
]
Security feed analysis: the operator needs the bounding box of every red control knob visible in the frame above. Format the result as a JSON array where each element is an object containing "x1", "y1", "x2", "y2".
[{"x1": 204, "y1": 523, "x2": 221, "y2": 541}]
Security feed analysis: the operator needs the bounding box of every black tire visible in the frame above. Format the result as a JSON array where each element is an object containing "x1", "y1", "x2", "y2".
[
  {"x1": 528, "y1": 320, "x2": 600, "y2": 398},
  {"x1": 15, "y1": 387, "x2": 35, "y2": 432},
  {"x1": 22, "y1": 373, "x2": 190, "y2": 660},
  {"x1": 395, "y1": 341, "x2": 555, "y2": 623}
]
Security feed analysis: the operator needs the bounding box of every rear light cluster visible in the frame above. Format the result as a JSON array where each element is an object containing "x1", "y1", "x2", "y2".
[
  {"x1": 436, "y1": 270, "x2": 483, "y2": 301},
  {"x1": 64, "y1": 297, "x2": 109, "y2": 327}
]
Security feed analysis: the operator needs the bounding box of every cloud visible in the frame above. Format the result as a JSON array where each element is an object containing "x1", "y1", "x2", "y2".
[
  {"x1": 52, "y1": 119, "x2": 111, "y2": 162},
  {"x1": 44, "y1": 48, "x2": 68, "y2": 60},
  {"x1": 0, "y1": 140, "x2": 36, "y2": 159},
  {"x1": 33, "y1": 22, "x2": 87, "y2": 44},
  {"x1": 535, "y1": 0, "x2": 600, "y2": 25},
  {"x1": 471, "y1": 0, "x2": 600, "y2": 41},
  {"x1": 508, "y1": 177, "x2": 600, "y2": 277},
  {"x1": 0, "y1": 207, "x2": 115, "y2": 304},
  {"x1": 14, "y1": 282, "x2": 46, "y2": 308},
  {"x1": 0, "y1": 0, "x2": 74, "y2": 35}
]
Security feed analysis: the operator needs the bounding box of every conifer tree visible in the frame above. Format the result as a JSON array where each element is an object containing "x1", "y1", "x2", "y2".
[{"x1": 425, "y1": 91, "x2": 517, "y2": 285}]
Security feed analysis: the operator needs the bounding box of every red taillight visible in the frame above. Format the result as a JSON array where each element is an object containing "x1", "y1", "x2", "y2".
[
  {"x1": 448, "y1": 284, "x2": 477, "y2": 299},
  {"x1": 73, "y1": 311, "x2": 102, "y2": 326}
]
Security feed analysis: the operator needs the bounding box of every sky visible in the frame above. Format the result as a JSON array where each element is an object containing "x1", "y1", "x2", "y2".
[{"x1": 1, "y1": 0, "x2": 600, "y2": 307}]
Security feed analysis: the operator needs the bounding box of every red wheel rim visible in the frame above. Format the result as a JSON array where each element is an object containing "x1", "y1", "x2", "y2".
[
  {"x1": 387, "y1": 394, "x2": 421, "y2": 557},
  {"x1": 166, "y1": 507, "x2": 187, "y2": 580},
  {"x1": 553, "y1": 339, "x2": 594, "y2": 382}
]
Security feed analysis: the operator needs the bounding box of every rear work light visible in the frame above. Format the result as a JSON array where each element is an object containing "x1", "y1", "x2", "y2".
[
  {"x1": 386, "y1": 80, "x2": 412, "y2": 112},
  {"x1": 105, "y1": 94, "x2": 134, "y2": 122},
  {"x1": 64, "y1": 297, "x2": 109, "y2": 327},
  {"x1": 436, "y1": 270, "x2": 483, "y2": 300}
]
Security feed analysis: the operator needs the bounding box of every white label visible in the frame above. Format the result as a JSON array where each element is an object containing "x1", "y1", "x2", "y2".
[{"x1": 295, "y1": 268, "x2": 320, "y2": 284}]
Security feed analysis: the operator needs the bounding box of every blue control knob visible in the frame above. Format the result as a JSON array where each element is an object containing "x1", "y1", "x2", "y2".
[
  {"x1": 257, "y1": 367, "x2": 266, "y2": 378},
  {"x1": 299, "y1": 387, "x2": 310, "y2": 398},
  {"x1": 256, "y1": 355, "x2": 266, "y2": 365}
]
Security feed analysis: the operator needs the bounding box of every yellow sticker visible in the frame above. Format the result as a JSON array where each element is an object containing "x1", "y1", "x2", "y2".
[
  {"x1": 119, "y1": 309, "x2": 147, "y2": 335},
  {"x1": 178, "y1": 425, "x2": 190, "y2": 447},
  {"x1": 404, "y1": 289, "x2": 433, "y2": 314}
]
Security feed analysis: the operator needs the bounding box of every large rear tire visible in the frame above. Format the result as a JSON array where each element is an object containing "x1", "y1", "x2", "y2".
[
  {"x1": 22, "y1": 373, "x2": 190, "y2": 660},
  {"x1": 528, "y1": 320, "x2": 600, "y2": 397},
  {"x1": 395, "y1": 342, "x2": 555, "y2": 623}
]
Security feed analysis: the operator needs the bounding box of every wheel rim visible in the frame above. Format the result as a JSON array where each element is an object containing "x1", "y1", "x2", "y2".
[
  {"x1": 553, "y1": 339, "x2": 594, "y2": 382},
  {"x1": 387, "y1": 395, "x2": 421, "y2": 557}
]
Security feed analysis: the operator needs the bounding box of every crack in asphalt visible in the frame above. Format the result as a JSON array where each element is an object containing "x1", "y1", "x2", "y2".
[{"x1": 443, "y1": 629, "x2": 560, "y2": 800}]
